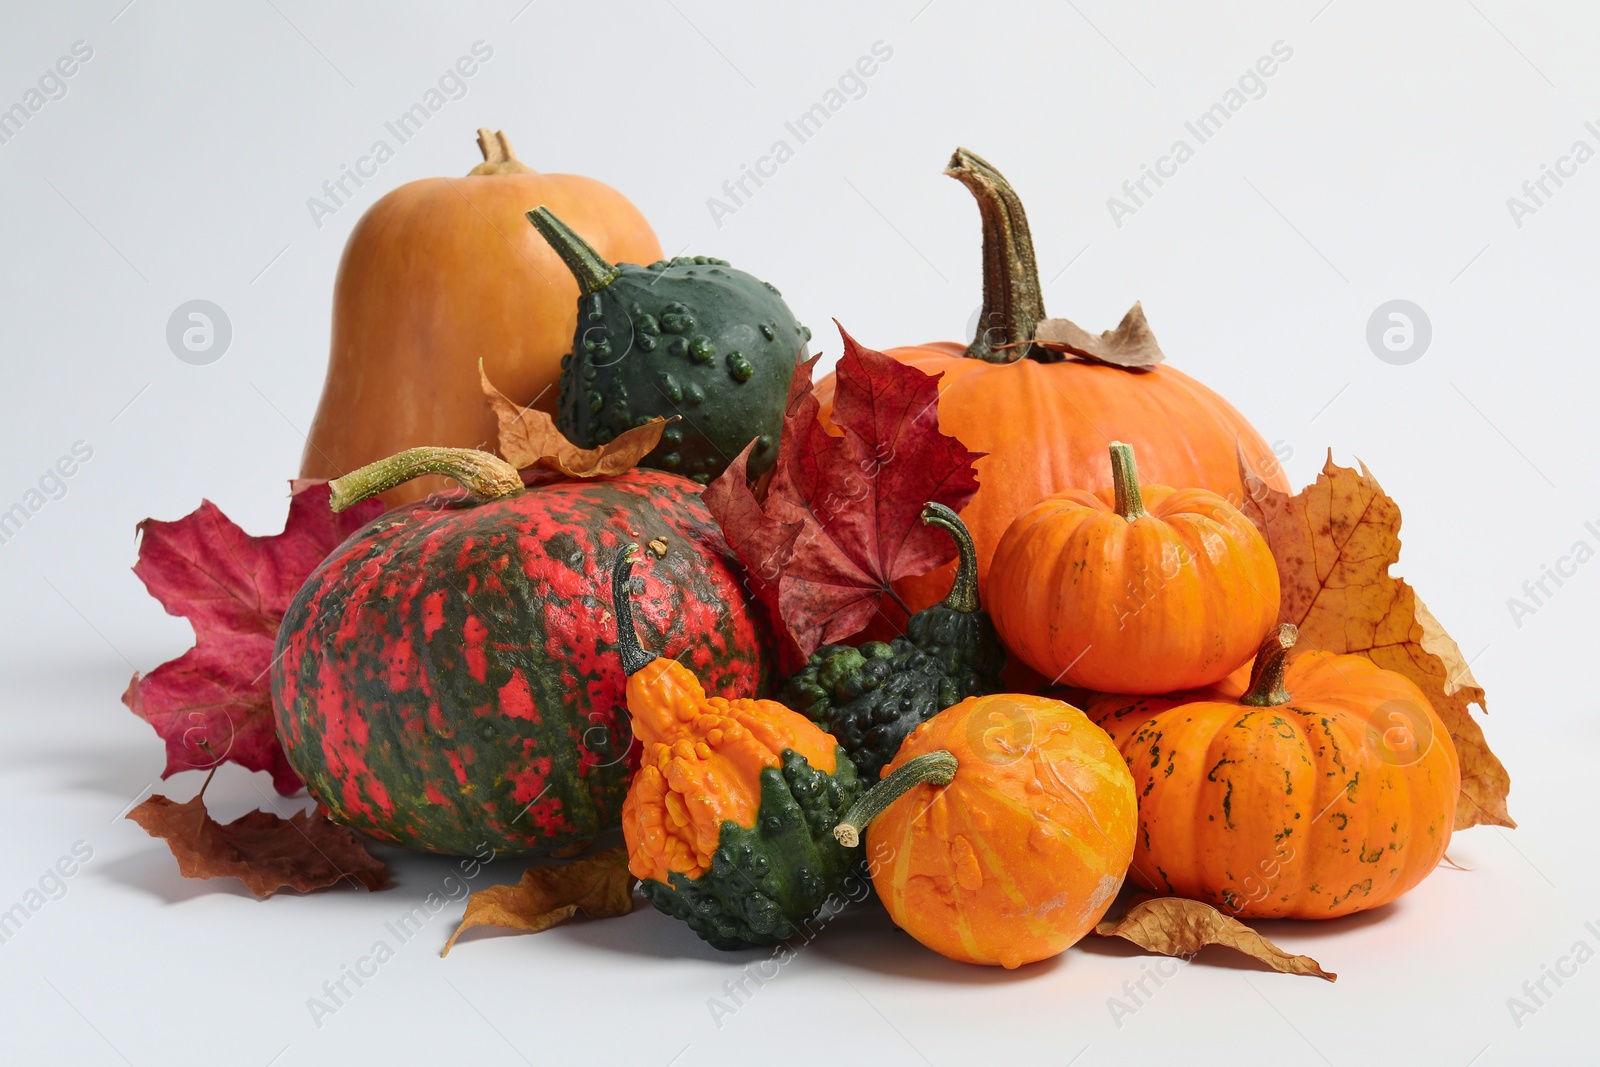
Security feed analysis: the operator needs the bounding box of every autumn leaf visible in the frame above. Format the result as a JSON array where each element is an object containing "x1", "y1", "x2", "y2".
[
  {"x1": 480, "y1": 361, "x2": 670, "y2": 477},
  {"x1": 1240, "y1": 451, "x2": 1512, "y2": 830},
  {"x1": 127, "y1": 786, "x2": 388, "y2": 899},
  {"x1": 442, "y1": 847, "x2": 634, "y2": 955},
  {"x1": 1027, "y1": 301, "x2": 1165, "y2": 369},
  {"x1": 124, "y1": 481, "x2": 385, "y2": 795},
  {"x1": 705, "y1": 326, "x2": 983, "y2": 659},
  {"x1": 1095, "y1": 897, "x2": 1335, "y2": 981}
]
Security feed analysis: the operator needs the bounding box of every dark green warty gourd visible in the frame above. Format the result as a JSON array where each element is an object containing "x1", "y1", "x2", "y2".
[
  {"x1": 529, "y1": 206, "x2": 809, "y2": 484},
  {"x1": 781, "y1": 503, "x2": 1006, "y2": 781}
]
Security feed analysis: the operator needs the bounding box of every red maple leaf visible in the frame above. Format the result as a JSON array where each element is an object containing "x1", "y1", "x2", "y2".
[
  {"x1": 705, "y1": 326, "x2": 983, "y2": 660},
  {"x1": 122, "y1": 480, "x2": 384, "y2": 795}
]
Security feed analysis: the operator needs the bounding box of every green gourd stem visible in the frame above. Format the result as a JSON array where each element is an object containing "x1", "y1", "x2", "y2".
[
  {"x1": 1109, "y1": 441, "x2": 1147, "y2": 522},
  {"x1": 526, "y1": 206, "x2": 619, "y2": 295},
  {"x1": 468, "y1": 128, "x2": 536, "y2": 175},
  {"x1": 1241, "y1": 624, "x2": 1298, "y2": 707},
  {"x1": 610, "y1": 544, "x2": 654, "y2": 676},
  {"x1": 921, "y1": 502, "x2": 980, "y2": 614},
  {"x1": 328, "y1": 447, "x2": 523, "y2": 512},
  {"x1": 945, "y1": 147, "x2": 1048, "y2": 364},
  {"x1": 833, "y1": 750, "x2": 959, "y2": 847}
]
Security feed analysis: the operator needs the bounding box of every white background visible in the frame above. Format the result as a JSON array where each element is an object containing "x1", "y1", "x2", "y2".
[{"x1": 0, "y1": 1, "x2": 1595, "y2": 1064}]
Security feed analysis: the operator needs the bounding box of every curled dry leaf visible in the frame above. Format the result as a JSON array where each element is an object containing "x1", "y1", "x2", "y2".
[
  {"x1": 1027, "y1": 301, "x2": 1166, "y2": 369},
  {"x1": 1095, "y1": 897, "x2": 1335, "y2": 981},
  {"x1": 480, "y1": 362, "x2": 670, "y2": 477},
  {"x1": 1240, "y1": 451, "x2": 1512, "y2": 830},
  {"x1": 704, "y1": 326, "x2": 983, "y2": 661},
  {"x1": 123, "y1": 480, "x2": 385, "y2": 795},
  {"x1": 443, "y1": 846, "x2": 634, "y2": 955},
  {"x1": 127, "y1": 788, "x2": 388, "y2": 899}
]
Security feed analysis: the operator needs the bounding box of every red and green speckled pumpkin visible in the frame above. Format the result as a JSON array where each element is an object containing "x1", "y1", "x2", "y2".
[{"x1": 271, "y1": 446, "x2": 775, "y2": 857}]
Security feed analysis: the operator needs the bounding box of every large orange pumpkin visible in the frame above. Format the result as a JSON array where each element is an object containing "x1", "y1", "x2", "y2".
[
  {"x1": 1087, "y1": 625, "x2": 1460, "y2": 919},
  {"x1": 836, "y1": 692, "x2": 1136, "y2": 968},
  {"x1": 301, "y1": 129, "x2": 662, "y2": 505},
  {"x1": 988, "y1": 441, "x2": 1279, "y2": 692},
  {"x1": 814, "y1": 149, "x2": 1287, "y2": 620}
]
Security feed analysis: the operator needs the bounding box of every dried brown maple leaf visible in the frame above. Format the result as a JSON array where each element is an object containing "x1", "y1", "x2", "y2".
[
  {"x1": 1240, "y1": 451, "x2": 1512, "y2": 830},
  {"x1": 127, "y1": 779, "x2": 388, "y2": 899},
  {"x1": 124, "y1": 480, "x2": 385, "y2": 795},
  {"x1": 704, "y1": 326, "x2": 983, "y2": 661},
  {"x1": 1095, "y1": 897, "x2": 1335, "y2": 981},
  {"x1": 480, "y1": 362, "x2": 670, "y2": 476},
  {"x1": 1026, "y1": 301, "x2": 1166, "y2": 369},
  {"x1": 442, "y1": 846, "x2": 634, "y2": 955}
]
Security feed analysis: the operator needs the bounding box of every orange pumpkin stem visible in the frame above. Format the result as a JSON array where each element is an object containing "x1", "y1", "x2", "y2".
[
  {"x1": 469, "y1": 128, "x2": 536, "y2": 175},
  {"x1": 946, "y1": 148, "x2": 1048, "y2": 364},
  {"x1": 1241, "y1": 623, "x2": 1298, "y2": 707},
  {"x1": 611, "y1": 544, "x2": 654, "y2": 676},
  {"x1": 833, "y1": 749, "x2": 958, "y2": 847},
  {"x1": 1107, "y1": 441, "x2": 1146, "y2": 521},
  {"x1": 328, "y1": 446, "x2": 523, "y2": 511},
  {"x1": 922, "y1": 502, "x2": 980, "y2": 613},
  {"x1": 527, "y1": 206, "x2": 620, "y2": 296}
]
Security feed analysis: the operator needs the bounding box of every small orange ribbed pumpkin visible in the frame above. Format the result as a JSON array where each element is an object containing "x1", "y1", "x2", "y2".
[
  {"x1": 988, "y1": 441, "x2": 1279, "y2": 693},
  {"x1": 1087, "y1": 625, "x2": 1460, "y2": 919},
  {"x1": 835, "y1": 693, "x2": 1136, "y2": 968}
]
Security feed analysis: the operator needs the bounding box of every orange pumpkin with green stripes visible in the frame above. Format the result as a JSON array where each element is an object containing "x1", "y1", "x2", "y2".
[
  {"x1": 1086, "y1": 624, "x2": 1460, "y2": 919},
  {"x1": 834, "y1": 692, "x2": 1136, "y2": 968}
]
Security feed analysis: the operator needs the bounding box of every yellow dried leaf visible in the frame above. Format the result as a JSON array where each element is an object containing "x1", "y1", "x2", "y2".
[
  {"x1": 442, "y1": 847, "x2": 634, "y2": 956},
  {"x1": 1095, "y1": 897, "x2": 1335, "y2": 981},
  {"x1": 480, "y1": 362, "x2": 670, "y2": 477},
  {"x1": 1240, "y1": 451, "x2": 1512, "y2": 830}
]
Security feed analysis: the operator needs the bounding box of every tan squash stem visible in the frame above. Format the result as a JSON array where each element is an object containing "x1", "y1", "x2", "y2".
[
  {"x1": 1109, "y1": 441, "x2": 1147, "y2": 522},
  {"x1": 946, "y1": 147, "x2": 1048, "y2": 364},
  {"x1": 921, "y1": 503, "x2": 980, "y2": 613},
  {"x1": 1241, "y1": 624, "x2": 1299, "y2": 707},
  {"x1": 834, "y1": 750, "x2": 959, "y2": 847},
  {"x1": 610, "y1": 544, "x2": 654, "y2": 676},
  {"x1": 468, "y1": 128, "x2": 536, "y2": 175},
  {"x1": 328, "y1": 447, "x2": 523, "y2": 512},
  {"x1": 526, "y1": 206, "x2": 619, "y2": 295}
]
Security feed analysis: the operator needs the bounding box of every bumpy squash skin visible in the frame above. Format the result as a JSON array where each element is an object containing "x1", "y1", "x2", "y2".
[
  {"x1": 1088, "y1": 651, "x2": 1460, "y2": 919},
  {"x1": 617, "y1": 614, "x2": 862, "y2": 949},
  {"x1": 640, "y1": 749, "x2": 861, "y2": 949},
  {"x1": 865, "y1": 694, "x2": 1137, "y2": 968},
  {"x1": 784, "y1": 599, "x2": 1005, "y2": 782},
  {"x1": 272, "y1": 470, "x2": 774, "y2": 858},
  {"x1": 557, "y1": 257, "x2": 809, "y2": 484}
]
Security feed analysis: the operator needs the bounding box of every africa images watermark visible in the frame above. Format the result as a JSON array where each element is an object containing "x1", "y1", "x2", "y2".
[
  {"x1": 0, "y1": 40, "x2": 94, "y2": 149},
  {"x1": 306, "y1": 40, "x2": 495, "y2": 230},
  {"x1": 1504, "y1": 120, "x2": 1600, "y2": 229},
  {"x1": 0, "y1": 841, "x2": 95, "y2": 947},
  {"x1": 706, "y1": 40, "x2": 895, "y2": 229},
  {"x1": 1106, "y1": 40, "x2": 1294, "y2": 228},
  {"x1": 1505, "y1": 918, "x2": 1600, "y2": 1029},
  {"x1": 1505, "y1": 518, "x2": 1600, "y2": 628},
  {"x1": 0, "y1": 441, "x2": 94, "y2": 547}
]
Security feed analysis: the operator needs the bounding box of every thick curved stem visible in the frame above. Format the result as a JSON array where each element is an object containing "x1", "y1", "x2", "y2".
[
  {"x1": 469, "y1": 128, "x2": 536, "y2": 175},
  {"x1": 610, "y1": 544, "x2": 654, "y2": 676},
  {"x1": 945, "y1": 147, "x2": 1048, "y2": 364},
  {"x1": 922, "y1": 503, "x2": 979, "y2": 613},
  {"x1": 1108, "y1": 441, "x2": 1146, "y2": 522},
  {"x1": 834, "y1": 750, "x2": 958, "y2": 847},
  {"x1": 328, "y1": 447, "x2": 523, "y2": 511},
  {"x1": 1241, "y1": 624, "x2": 1298, "y2": 707},
  {"x1": 526, "y1": 206, "x2": 618, "y2": 295}
]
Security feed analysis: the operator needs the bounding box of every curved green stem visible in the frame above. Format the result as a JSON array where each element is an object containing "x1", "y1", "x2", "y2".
[
  {"x1": 526, "y1": 206, "x2": 618, "y2": 295},
  {"x1": 610, "y1": 544, "x2": 653, "y2": 676},
  {"x1": 1241, "y1": 624, "x2": 1298, "y2": 707},
  {"x1": 945, "y1": 147, "x2": 1048, "y2": 364},
  {"x1": 833, "y1": 750, "x2": 958, "y2": 847},
  {"x1": 1108, "y1": 441, "x2": 1146, "y2": 522},
  {"x1": 922, "y1": 503, "x2": 979, "y2": 613},
  {"x1": 328, "y1": 447, "x2": 523, "y2": 512}
]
